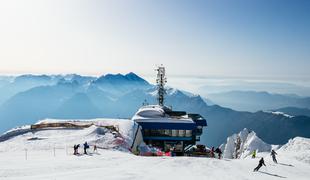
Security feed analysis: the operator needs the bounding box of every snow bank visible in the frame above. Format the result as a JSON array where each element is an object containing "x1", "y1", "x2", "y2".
[
  {"x1": 0, "y1": 125, "x2": 31, "y2": 142},
  {"x1": 240, "y1": 132, "x2": 272, "y2": 158},
  {"x1": 222, "y1": 128, "x2": 272, "y2": 159},
  {"x1": 0, "y1": 118, "x2": 137, "y2": 153},
  {"x1": 279, "y1": 137, "x2": 310, "y2": 164}
]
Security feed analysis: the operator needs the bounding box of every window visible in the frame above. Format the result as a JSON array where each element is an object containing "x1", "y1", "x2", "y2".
[
  {"x1": 172, "y1": 130, "x2": 178, "y2": 137},
  {"x1": 144, "y1": 129, "x2": 150, "y2": 136},
  {"x1": 159, "y1": 129, "x2": 165, "y2": 136},
  {"x1": 178, "y1": 130, "x2": 185, "y2": 137},
  {"x1": 164, "y1": 129, "x2": 172, "y2": 136},
  {"x1": 144, "y1": 129, "x2": 192, "y2": 137},
  {"x1": 185, "y1": 130, "x2": 192, "y2": 137}
]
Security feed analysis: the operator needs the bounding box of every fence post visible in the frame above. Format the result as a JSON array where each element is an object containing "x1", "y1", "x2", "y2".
[
  {"x1": 53, "y1": 144, "x2": 56, "y2": 157},
  {"x1": 25, "y1": 148, "x2": 28, "y2": 160}
]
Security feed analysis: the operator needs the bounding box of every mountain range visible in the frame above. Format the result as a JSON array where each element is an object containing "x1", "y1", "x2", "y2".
[
  {"x1": 207, "y1": 90, "x2": 310, "y2": 112},
  {"x1": 0, "y1": 73, "x2": 310, "y2": 146}
]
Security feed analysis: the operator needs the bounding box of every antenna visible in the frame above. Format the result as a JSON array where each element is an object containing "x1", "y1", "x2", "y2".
[
  {"x1": 156, "y1": 64, "x2": 167, "y2": 106},
  {"x1": 142, "y1": 99, "x2": 149, "y2": 106}
]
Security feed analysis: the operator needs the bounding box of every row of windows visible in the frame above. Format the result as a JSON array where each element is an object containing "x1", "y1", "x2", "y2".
[{"x1": 143, "y1": 129, "x2": 192, "y2": 137}]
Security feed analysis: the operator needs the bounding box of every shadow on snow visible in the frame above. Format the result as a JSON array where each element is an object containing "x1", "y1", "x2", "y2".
[{"x1": 259, "y1": 171, "x2": 287, "y2": 178}]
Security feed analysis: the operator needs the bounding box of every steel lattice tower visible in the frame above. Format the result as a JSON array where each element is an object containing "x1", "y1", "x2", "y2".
[{"x1": 156, "y1": 65, "x2": 167, "y2": 106}]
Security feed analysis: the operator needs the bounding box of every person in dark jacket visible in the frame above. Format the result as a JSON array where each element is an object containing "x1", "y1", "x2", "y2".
[
  {"x1": 215, "y1": 147, "x2": 222, "y2": 159},
  {"x1": 73, "y1": 144, "x2": 80, "y2": 155},
  {"x1": 271, "y1": 150, "x2": 278, "y2": 163},
  {"x1": 253, "y1": 157, "x2": 266, "y2": 172},
  {"x1": 83, "y1": 141, "x2": 89, "y2": 154},
  {"x1": 73, "y1": 144, "x2": 77, "y2": 155}
]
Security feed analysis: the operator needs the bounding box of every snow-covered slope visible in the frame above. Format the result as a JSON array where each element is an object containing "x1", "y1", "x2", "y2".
[
  {"x1": 1, "y1": 121, "x2": 310, "y2": 180},
  {"x1": 0, "y1": 118, "x2": 136, "y2": 153},
  {"x1": 221, "y1": 128, "x2": 310, "y2": 166},
  {"x1": 278, "y1": 137, "x2": 310, "y2": 164}
]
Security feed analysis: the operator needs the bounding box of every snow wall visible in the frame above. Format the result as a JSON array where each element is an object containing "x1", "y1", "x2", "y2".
[{"x1": 221, "y1": 128, "x2": 272, "y2": 159}]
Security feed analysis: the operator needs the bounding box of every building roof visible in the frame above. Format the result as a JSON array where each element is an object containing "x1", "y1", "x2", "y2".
[{"x1": 132, "y1": 105, "x2": 195, "y2": 124}]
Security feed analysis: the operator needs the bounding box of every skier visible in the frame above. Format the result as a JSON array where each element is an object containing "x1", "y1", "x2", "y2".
[
  {"x1": 93, "y1": 144, "x2": 97, "y2": 153},
  {"x1": 73, "y1": 144, "x2": 77, "y2": 155},
  {"x1": 73, "y1": 144, "x2": 80, "y2": 155},
  {"x1": 83, "y1": 141, "x2": 89, "y2": 154},
  {"x1": 251, "y1": 150, "x2": 256, "y2": 158},
  {"x1": 210, "y1": 147, "x2": 215, "y2": 158},
  {"x1": 271, "y1": 150, "x2": 278, "y2": 163},
  {"x1": 215, "y1": 147, "x2": 222, "y2": 159},
  {"x1": 253, "y1": 157, "x2": 266, "y2": 172}
]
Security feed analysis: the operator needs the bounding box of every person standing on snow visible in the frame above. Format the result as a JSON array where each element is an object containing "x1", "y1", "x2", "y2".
[
  {"x1": 210, "y1": 147, "x2": 215, "y2": 158},
  {"x1": 83, "y1": 141, "x2": 89, "y2": 154},
  {"x1": 73, "y1": 144, "x2": 77, "y2": 155},
  {"x1": 271, "y1": 150, "x2": 278, "y2": 163},
  {"x1": 252, "y1": 150, "x2": 256, "y2": 158},
  {"x1": 253, "y1": 157, "x2": 266, "y2": 172},
  {"x1": 215, "y1": 147, "x2": 222, "y2": 159},
  {"x1": 93, "y1": 144, "x2": 97, "y2": 153},
  {"x1": 73, "y1": 144, "x2": 80, "y2": 155}
]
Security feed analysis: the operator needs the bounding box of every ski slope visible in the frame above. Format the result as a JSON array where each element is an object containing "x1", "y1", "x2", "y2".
[{"x1": 0, "y1": 119, "x2": 309, "y2": 180}]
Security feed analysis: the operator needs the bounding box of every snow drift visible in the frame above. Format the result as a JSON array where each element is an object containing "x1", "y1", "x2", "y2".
[
  {"x1": 278, "y1": 137, "x2": 310, "y2": 164},
  {"x1": 0, "y1": 118, "x2": 140, "y2": 153},
  {"x1": 221, "y1": 128, "x2": 273, "y2": 159},
  {"x1": 221, "y1": 128, "x2": 310, "y2": 164}
]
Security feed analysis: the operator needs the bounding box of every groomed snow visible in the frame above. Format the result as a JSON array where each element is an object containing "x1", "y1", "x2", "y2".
[{"x1": 0, "y1": 119, "x2": 310, "y2": 180}]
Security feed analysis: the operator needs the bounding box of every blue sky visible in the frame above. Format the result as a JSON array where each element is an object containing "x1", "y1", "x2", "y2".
[{"x1": 0, "y1": 0, "x2": 309, "y2": 79}]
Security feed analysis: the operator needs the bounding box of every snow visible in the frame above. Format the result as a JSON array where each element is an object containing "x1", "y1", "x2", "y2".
[
  {"x1": 0, "y1": 120, "x2": 310, "y2": 179},
  {"x1": 135, "y1": 105, "x2": 165, "y2": 118},
  {"x1": 0, "y1": 118, "x2": 135, "y2": 152},
  {"x1": 132, "y1": 105, "x2": 194, "y2": 124},
  {"x1": 222, "y1": 128, "x2": 273, "y2": 159},
  {"x1": 264, "y1": 111, "x2": 294, "y2": 118},
  {"x1": 278, "y1": 137, "x2": 310, "y2": 164}
]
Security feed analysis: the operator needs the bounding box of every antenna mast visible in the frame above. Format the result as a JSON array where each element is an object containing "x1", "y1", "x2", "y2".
[{"x1": 156, "y1": 65, "x2": 167, "y2": 106}]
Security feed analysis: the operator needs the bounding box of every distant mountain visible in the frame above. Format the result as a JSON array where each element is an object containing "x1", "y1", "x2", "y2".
[
  {"x1": 0, "y1": 73, "x2": 310, "y2": 147},
  {"x1": 62, "y1": 74, "x2": 96, "y2": 85},
  {"x1": 271, "y1": 107, "x2": 310, "y2": 117},
  {"x1": 0, "y1": 72, "x2": 151, "y2": 132},
  {"x1": 13, "y1": 74, "x2": 53, "y2": 83},
  {"x1": 52, "y1": 93, "x2": 103, "y2": 119},
  {"x1": 198, "y1": 81, "x2": 310, "y2": 97},
  {"x1": 0, "y1": 76, "x2": 13, "y2": 88},
  {"x1": 94, "y1": 72, "x2": 149, "y2": 86},
  {"x1": 92, "y1": 72, "x2": 151, "y2": 97},
  {"x1": 207, "y1": 91, "x2": 310, "y2": 112},
  {"x1": 0, "y1": 75, "x2": 58, "y2": 105}
]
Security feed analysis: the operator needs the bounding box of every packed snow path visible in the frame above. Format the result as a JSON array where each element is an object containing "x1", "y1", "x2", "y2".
[{"x1": 0, "y1": 150, "x2": 309, "y2": 180}]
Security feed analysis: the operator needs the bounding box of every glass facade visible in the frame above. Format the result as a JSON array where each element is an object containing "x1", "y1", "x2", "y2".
[{"x1": 143, "y1": 129, "x2": 192, "y2": 137}]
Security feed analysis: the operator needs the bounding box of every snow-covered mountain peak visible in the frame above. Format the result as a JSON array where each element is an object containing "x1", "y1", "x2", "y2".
[{"x1": 95, "y1": 73, "x2": 149, "y2": 85}]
